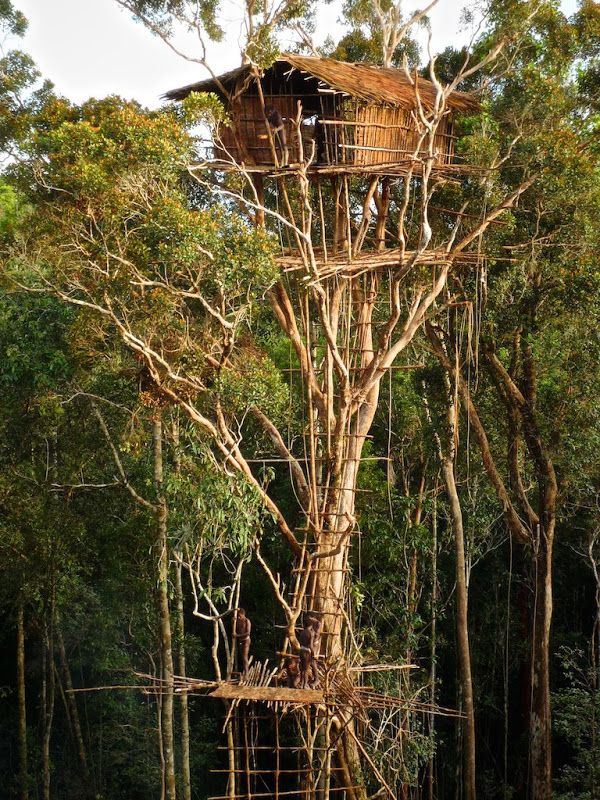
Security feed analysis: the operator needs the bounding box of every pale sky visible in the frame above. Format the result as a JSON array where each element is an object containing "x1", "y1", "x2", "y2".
[{"x1": 17, "y1": 0, "x2": 579, "y2": 108}]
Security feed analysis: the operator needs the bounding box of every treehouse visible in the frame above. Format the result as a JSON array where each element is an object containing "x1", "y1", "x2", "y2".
[{"x1": 165, "y1": 54, "x2": 478, "y2": 172}]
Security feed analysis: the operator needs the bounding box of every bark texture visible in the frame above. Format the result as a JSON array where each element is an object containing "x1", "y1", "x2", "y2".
[
  {"x1": 57, "y1": 624, "x2": 89, "y2": 786},
  {"x1": 442, "y1": 458, "x2": 476, "y2": 800},
  {"x1": 17, "y1": 602, "x2": 28, "y2": 800},
  {"x1": 175, "y1": 561, "x2": 192, "y2": 800},
  {"x1": 153, "y1": 417, "x2": 177, "y2": 800}
]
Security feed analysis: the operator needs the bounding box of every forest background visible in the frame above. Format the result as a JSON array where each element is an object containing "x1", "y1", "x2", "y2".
[{"x1": 0, "y1": 1, "x2": 599, "y2": 800}]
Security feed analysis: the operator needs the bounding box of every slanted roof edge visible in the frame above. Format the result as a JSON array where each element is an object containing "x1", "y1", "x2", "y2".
[{"x1": 163, "y1": 54, "x2": 478, "y2": 113}]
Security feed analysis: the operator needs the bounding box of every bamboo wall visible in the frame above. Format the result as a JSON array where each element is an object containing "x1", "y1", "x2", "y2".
[
  {"x1": 217, "y1": 94, "x2": 309, "y2": 165},
  {"x1": 351, "y1": 103, "x2": 456, "y2": 167},
  {"x1": 214, "y1": 94, "x2": 456, "y2": 169}
]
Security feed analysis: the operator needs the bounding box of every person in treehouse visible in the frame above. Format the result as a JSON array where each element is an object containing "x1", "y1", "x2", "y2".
[
  {"x1": 297, "y1": 616, "x2": 319, "y2": 688},
  {"x1": 265, "y1": 104, "x2": 289, "y2": 166},
  {"x1": 233, "y1": 608, "x2": 251, "y2": 678}
]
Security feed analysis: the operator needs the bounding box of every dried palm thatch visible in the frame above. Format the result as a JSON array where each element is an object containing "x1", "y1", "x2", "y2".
[{"x1": 164, "y1": 54, "x2": 477, "y2": 113}]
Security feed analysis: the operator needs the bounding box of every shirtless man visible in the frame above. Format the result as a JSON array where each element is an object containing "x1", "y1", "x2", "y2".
[
  {"x1": 297, "y1": 617, "x2": 318, "y2": 688},
  {"x1": 233, "y1": 608, "x2": 251, "y2": 678},
  {"x1": 265, "y1": 104, "x2": 289, "y2": 166}
]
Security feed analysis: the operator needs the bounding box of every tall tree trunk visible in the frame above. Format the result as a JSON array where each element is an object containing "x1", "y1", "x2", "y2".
[
  {"x1": 529, "y1": 522, "x2": 554, "y2": 800},
  {"x1": 402, "y1": 467, "x2": 427, "y2": 800},
  {"x1": 17, "y1": 601, "x2": 28, "y2": 800},
  {"x1": 171, "y1": 416, "x2": 191, "y2": 800},
  {"x1": 425, "y1": 352, "x2": 476, "y2": 800},
  {"x1": 442, "y1": 457, "x2": 476, "y2": 800},
  {"x1": 588, "y1": 530, "x2": 600, "y2": 800},
  {"x1": 428, "y1": 493, "x2": 438, "y2": 800},
  {"x1": 42, "y1": 436, "x2": 58, "y2": 800},
  {"x1": 56, "y1": 623, "x2": 90, "y2": 788},
  {"x1": 519, "y1": 336, "x2": 556, "y2": 800},
  {"x1": 41, "y1": 608, "x2": 55, "y2": 800},
  {"x1": 174, "y1": 560, "x2": 192, "y2": 800},
  {"x1": 153, "y1": 416, "x2": 177, "y2": 800},
  {"x1": 311, "y1": 388, "x2": 380, "y2": 656},
  {"x1": 299, "y1": 383, "x2": 380, "y2": 800},
  {"x1": 426, "y1": 323, "x2": 557, "y2": 799}
]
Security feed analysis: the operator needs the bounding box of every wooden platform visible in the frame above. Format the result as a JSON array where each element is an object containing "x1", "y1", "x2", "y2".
[
  {"x1": 190, "y1": 159, "x2": 481, "y2": 179},
  {"x1": 209, "y1": 684, "x2": 324, "y2": 704},
  {"x1": 278, "y1": 245, "x2": 481, "y2": 281}
]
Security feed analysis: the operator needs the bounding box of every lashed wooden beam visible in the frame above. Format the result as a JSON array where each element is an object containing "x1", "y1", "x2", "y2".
[{"x1": 209, "y1": 684, "x2": 324, "y2": 704}]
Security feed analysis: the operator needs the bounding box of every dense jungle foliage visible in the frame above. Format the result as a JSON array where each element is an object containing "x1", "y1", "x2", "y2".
[{"x1": 0, "y1": 0, "x2": 599, "y2": 799}]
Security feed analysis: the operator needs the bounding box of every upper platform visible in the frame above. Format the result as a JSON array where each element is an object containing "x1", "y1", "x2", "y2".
[{"x1": 166, "y1": 55, "x2": 479, "y2": 175}]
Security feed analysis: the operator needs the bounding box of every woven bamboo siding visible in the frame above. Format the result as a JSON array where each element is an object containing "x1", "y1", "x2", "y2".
[
  {"x1": 351, "y1": 104, "x2": 456, "y2": 166},
  {"x1": 213, "y1": 94, "x2": 458, "y2": 168},
  {"x1": 216, "y1": 95, "x2": 306, "y2": 165}
]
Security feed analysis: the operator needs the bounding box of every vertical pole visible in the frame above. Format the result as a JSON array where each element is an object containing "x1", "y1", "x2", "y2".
[
  {"x1": 374, "y1": 178, "x2": 391, "y2": 252},
  {"x1": 243, "y1": 708, "x2": 252, "y2": 800},
  {"x1": 41, "y1": 593, "x2": 56, "y2": 800},
  {"x1": 153, "y1": 416, "x2": 177, "y2": 800},
  {"x1": 171, "y1": 416, "x2": 192, "y2": 800},
  {"x1": 17, "y1": 601, "x2": 28, "y2": 800},
  {"x1": 428, "y1": 493, "x2": 438, "y2": 800},
  {"x1": 330, "y1": 177, "x2": 340, "y2": 256},
  {"x1": 226, "y1": 708, "x2": 236, "y2": 800},
  {"x1": 174, "y1": 561, "x2": 192, "y2": 800},
  {"x1": 442, "y1": 455, "x2": 476, "y2": 800},
  {"x1": 57, "y1": 623, "x2": 90, "y2": 790},
  {"x1": 275, "y1": 708, "x2": 280, "y2": 800}
]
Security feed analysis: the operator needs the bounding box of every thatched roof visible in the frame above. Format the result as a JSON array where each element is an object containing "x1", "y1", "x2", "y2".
[{"x1": 164, "y1": 54, "x2": 478, "y2": 113}]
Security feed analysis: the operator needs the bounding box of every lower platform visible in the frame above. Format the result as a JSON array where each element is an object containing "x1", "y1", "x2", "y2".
[{"x1": 209, "y1": 684, "x2": 324, "y2": 704}]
